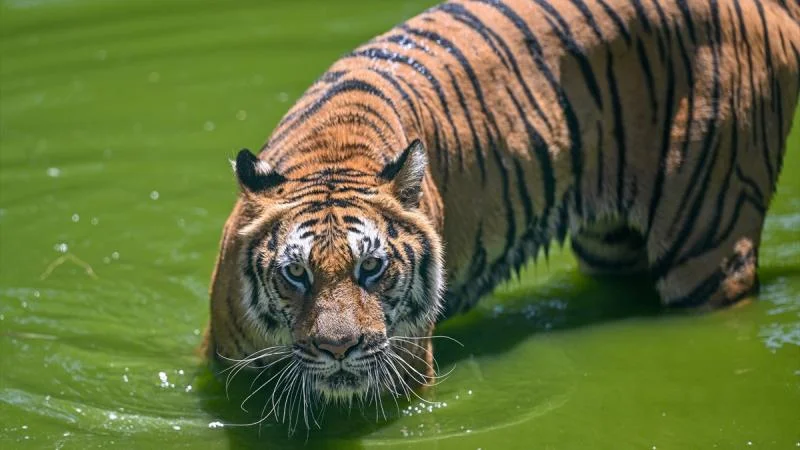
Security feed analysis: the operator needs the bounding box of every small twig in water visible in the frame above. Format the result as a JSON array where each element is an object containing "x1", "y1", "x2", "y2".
[{"x1": 40, "y1": 253, "x2": 99, "y2": 280}]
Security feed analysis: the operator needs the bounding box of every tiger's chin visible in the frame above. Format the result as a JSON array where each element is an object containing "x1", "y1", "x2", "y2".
[{"x1": 314, "y1": 370, "x2": 371, "y2": 401}]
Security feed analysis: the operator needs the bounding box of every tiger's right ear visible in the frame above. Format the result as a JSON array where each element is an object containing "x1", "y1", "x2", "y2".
[
  {"x1": 232, "y1": 149, "x2": 286, "y2": 194},
  {"x1": 379, "y1": 139, "x2": 427, "y2": 209}
]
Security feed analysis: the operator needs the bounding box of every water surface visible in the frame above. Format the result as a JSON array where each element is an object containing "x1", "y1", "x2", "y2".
[{"x1": 1, "y1": 0, "x2": 799, "y2": 448}]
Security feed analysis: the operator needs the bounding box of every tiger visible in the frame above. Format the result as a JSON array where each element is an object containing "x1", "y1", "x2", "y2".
[{"x1": 204, "y1": 0, "x2": 800, "y2": 428}]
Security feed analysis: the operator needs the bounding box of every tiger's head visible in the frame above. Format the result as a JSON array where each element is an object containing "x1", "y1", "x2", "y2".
[{"x1": 206, "y1": 139, "x2": 445, "y2": 407}]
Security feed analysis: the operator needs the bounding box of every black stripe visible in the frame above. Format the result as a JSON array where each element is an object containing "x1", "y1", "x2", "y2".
[
  {"x1": 645, "y1": 49, "x2": 675, "y2": 237},
  {"x1": 269, "y1": 78, "x2": 399, "y2": 147},
  {"x1": 433, "y1": 3, "x2": 512, "y2": 69},
  {"x1": 394, "y1": 73, "x2": 452, "y2": 187},
  {"x1": 533, "y1": 0, "x2": 604, "y2": 110},
  {"x1": 732, "y1": 0, "x2": 758, "y2": 147},
  {"x1": 443, "y1": 64, "x2": 484, "y2": 177},
  {"x1": 628, "y1": 0, "x2": 652, "y2": 33},
  {"x1": 504, "y1": 85, "x2": 555, "y2": 232},
  {"x1": 474, "y1": 0, "x2": 584, "y2": 218},
  {"x1": 689, "y1": 96, "x2": 739, "y2": 257},
  {"x1": 566, "y1": 0, "x2": 605, "y2": 42},
  {"x1": 347, "y1": 47, "x2": 462, "y2": 174},
  {"x1": 596, "y1": 121, "x2": 604, "y2": 195},
  {"x1": 571, "y1": 239, "x2": 644, "y2": 270},
  {"x1": 675, "y1": 0, "x2": 697, "y2": 44},
  {"x1": 652, "y1": 135, "x2": 724, "y2": 281},
  {"x1": 418, "y1": 242, "x2": 434, "y2": 310},
  {"x1": 595, "y1": 0, "x2": 632, "y2": 45},
  {"x1": 674, "y1": 27, "x2": 696, "y2": 172},
  {"x1": 636, "y1": 39, "x2": 659, "y2": 123},
  {"x1": 668, "y1": 0, "x2": 723, "y2": 234},
  {"x1": 342, "y1": 215, "x2": 363, "y2": 225},
  {"x1": 437, "y1": 2, "x2": 554, "y2": 132},
  {"x1": 367, "y1": 68, "x2": 424, "y2": 130},
  {"x1": 734, "y1": 166, "x2": 766, "y2": 205},
  {"x1": 512, "y1": 157, "x2": 534, "y2": 227},
  {"x1": 754, "y1": 0, "x2": 776, "y2": 184},
  {"x1": 298, "y1": 218, "x2": 318, "y2": 229},
  {"x1": 648, "y1": 0, "x2": 669, "y2": 63},
  {"x1": 606, "y1": 49, "x2": 627, "y2": 212},
  {"x1": 486, "y1": 125, "x2": 516, "y2": 257},
  {"x1": 401, "y1": 25, "x2": 511, "y2": 185},
  {"x1": 668, "y1": 270, "x2": 725, "y2": 308},
  {"x1": 400, "y1": 242, "x2": 418, "y2": 319}
]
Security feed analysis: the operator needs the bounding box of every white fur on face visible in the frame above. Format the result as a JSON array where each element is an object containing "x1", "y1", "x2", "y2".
[
  {"x1": 276, "y1": 223, "x2": 315, "y2": 284},
  {"x1": 346, "y1": 217, "x2": 383, "y2": 258}
]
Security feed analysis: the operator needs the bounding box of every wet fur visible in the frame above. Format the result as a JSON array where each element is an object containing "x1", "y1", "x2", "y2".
[{"x1": 204, "y1": 0, "x2": 800, "y2": 428}]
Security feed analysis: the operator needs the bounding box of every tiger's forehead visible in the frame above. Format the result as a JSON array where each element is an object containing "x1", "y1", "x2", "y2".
[{"x1": 281, "y1": 212, "x2": 385, "y2": 271}]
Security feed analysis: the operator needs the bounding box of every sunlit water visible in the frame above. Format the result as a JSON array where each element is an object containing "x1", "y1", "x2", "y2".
[{"x1": 1, "y1": 0, "x2": 799, "y2": 448}]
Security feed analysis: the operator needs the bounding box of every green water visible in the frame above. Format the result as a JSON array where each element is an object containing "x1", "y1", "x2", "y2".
[{"x1": 1, "y1": 0, "x2": 799, "y2": 448}]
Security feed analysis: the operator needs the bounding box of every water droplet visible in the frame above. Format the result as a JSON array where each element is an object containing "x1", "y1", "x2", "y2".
[
  {"x1": 103, "y1": 257, "x2": 111, "y2": 264},
  {"x1": 22, "y1": 425, "x2": 28, "y2": 430},
  {"x1": 172, "y1": 425, "x2": 181, "y2": 431},
  {"x1": 91, "y1": 217, "x2": 99, "y2": 225},
  {"x1": 185, "y1": 385, "x2": 193, "y2": 392},
  {"x1": 33, "y1": 290, "x2": 40, "y2": 298},
  {"x1": 148, "y1": 72, "x2": 160, "y2": 83},
  {"x1": 277, "y1": 92, "x2": 289, "y2": 103},
  {"x1": 122, "y1": 374, "x2": 129, "y2": 383},
  {"x1": 204, "y1": 121, "x2": 215, "y2": 131},
  {"x1": 150, "y1": 190, "x2": 160, "y2": 200},
  {"x1": 178, "y1": 369, "x2": 184, "y2": 375},
  {"x1": 54, "y1": 243, "x2": 69, "y2": 253},
  {"x1": 71, "y1": 213, "x2": 80, "y2": 223},
  {"x1": 236, "y1": 110, "x2": 247, "y2": 121},
  {"x1": 208, "y1": 421, "x2": 224, "y2": 429},
  {"x1": 111, "y1": 252, "x2": 120, "y2": 260},
  {"x1": 108, "y1": 412, "x2": 118, "y2": 420},
  {"x1": 63, "y1": 432, "x2": 70, "y2": 437},
  {"x1": 46, "y1": 167, "x2": 61, "y2": 177},
  {"x1": 467, "y1": 390, "x2": 473, "y2": 395}
]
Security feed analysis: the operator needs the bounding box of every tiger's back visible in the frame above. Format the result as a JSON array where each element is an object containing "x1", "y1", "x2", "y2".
[{"x1": 258, "y1": 0, "x2": 800, "y2": 315}]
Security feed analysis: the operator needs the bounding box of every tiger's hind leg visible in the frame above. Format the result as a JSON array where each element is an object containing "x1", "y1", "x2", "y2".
[
  {"x1": 571, "y1": 219, "x2": 649, "y2": 276},
  {"x1": 648, "y1": 181, "x2": 768, "y2": 310}
]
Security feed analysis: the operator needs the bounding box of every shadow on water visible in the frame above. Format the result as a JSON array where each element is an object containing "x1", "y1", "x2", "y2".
[
  {"x1": 435, "y1": 270, "x2": 663, "y2": 367},
  {"x1": 194, "y1": 269, "x2": 663, "y2": 448}
]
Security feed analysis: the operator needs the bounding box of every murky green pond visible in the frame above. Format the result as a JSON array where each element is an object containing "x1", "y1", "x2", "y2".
[{"x1": 1, "y1": 0, "x2": 799, "y2": 448}]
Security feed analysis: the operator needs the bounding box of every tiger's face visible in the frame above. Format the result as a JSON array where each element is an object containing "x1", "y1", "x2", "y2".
[{"x1": 211, "y1": 140, "x2": 445, "y2": 404}]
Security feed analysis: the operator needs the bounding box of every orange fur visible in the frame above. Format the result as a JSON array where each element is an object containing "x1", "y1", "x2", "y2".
[{"x1": 205, "y1": 0, "x2": 800, "y2": 417}]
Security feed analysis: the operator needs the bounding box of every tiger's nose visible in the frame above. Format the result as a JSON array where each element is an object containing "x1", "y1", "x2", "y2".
[{"x1": 313, "y1": 335, "x2": 363, "y2": 360}]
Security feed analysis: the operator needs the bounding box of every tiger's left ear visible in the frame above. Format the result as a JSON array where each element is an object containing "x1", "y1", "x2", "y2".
[{"x1": 379, "y1": 139, "x2": 427, "y2": 209}]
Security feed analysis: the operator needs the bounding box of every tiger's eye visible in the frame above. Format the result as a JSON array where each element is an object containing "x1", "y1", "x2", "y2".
[
  {"x1": 361, "y1": 257, "x2": 379, "y2": 273},
  {"x1": 287, "y1": 263, "x2": 306, "y2": 278}
]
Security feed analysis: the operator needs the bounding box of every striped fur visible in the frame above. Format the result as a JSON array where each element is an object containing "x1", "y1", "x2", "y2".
[{"x1": 205, "y1": 0, "x2": 800, "y2": 406}]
